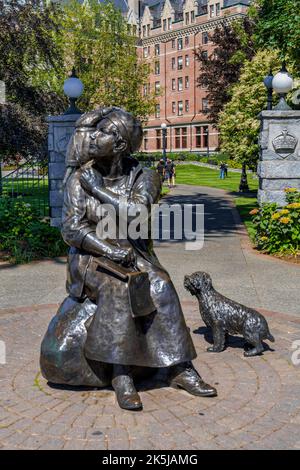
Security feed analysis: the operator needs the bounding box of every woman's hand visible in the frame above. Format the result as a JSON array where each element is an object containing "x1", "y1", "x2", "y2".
[
  {"x1": 110, "y1": 247, "x2": 136, "y2": 267},
  {"x1": 80, "y1": 164, "x2": 104, "y2": 194}
]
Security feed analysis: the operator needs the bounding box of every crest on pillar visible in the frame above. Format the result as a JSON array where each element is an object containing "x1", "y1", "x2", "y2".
[{"x1": 272, "y1": 128, "x2": 298, "y2": 159}]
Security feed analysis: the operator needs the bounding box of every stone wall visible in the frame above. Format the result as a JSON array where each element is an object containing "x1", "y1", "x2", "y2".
[
  {"x1": 47, "y1": 114, "x2": 81, "y2": 227},
  {"x1": 258, "y1": 110, "x2": 300, "y2": 206}
]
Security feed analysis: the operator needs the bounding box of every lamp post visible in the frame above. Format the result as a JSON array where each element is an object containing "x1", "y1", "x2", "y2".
[
  {"x1": 239, "y1": 161, "x2": 249, "y2": 193},
  {"x1": 272, "y1": 62, "x2": 293, "y2": 111},
  {"x1": 63, "y1": 68, "x2": 84, "y2": 115},
  {"x1": 161, "y1": 122, "x2": 167, "y2": 162},
  {"x1": 263, "y1": 70, "x2": 273, "y2": 110}
]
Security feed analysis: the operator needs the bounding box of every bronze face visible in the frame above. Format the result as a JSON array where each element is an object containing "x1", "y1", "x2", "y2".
[{"x1": 88, "y1": 117, "x2": 123, "y2": 162}]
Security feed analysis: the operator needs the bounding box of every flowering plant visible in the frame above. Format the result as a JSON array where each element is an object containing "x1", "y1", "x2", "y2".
[{"x1": 250, "y1": 189, "x2": 300, "y2": 255}]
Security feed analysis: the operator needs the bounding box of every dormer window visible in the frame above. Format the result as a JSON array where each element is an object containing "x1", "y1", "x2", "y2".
[
  {"x1": 216, "y1": 3, "x2": 220, "y2": 16},
  {"x1": 147, "y1": 24, "x2": 150, "y2": 36},
  {"x1": 210, "y1": 5, "x2": 215, "y2": 18},
  {"x1": 185, "y1": 12, "x2": 189, "y2": 25},
  {"x1": 163, "y1": 19, "x2": 167, "y2": 31},
  {"x1": 191, "y1": 11, "x2": 195, "y2": 23},
  {"x1": 168, "y1": 17, "x2": 172, "y2": 30},
  {"x1": 143, "y1": 25, "x2": 146, "y2": 37}
]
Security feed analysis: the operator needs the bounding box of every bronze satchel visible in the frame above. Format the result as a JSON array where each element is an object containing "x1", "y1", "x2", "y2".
[{"x1": 93, "y1": 257, "x2": 156, "y2": 318}]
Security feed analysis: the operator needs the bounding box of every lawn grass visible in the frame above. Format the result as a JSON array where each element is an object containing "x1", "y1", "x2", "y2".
[
  {"x1": 1, "y1": 177, "x2": 49, "y2": 216},
  {"x1": 175, "y1": 164, "x2": 258, "y2": 240}
]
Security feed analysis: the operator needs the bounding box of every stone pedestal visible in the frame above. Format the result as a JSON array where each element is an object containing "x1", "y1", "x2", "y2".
[
  {"x1": 47, "y1": 114, "x2": 81, "y2": 227},
  {"x1": 258, "y1": 110, "x2": 300, "y2": 206}
]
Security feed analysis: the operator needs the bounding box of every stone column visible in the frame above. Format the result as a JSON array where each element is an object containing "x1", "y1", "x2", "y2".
[
  {"x1": 47, "y1": 114, "x2": 81, "y2": 227},
  {"x1": 258, "y1": 110, "x2": 300, "y2": 206}
]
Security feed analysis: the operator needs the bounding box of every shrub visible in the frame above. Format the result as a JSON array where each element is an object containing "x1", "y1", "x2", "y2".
[
  {"x1": 0, "y1": 196, "x2": 67, "y2": 263},
  {"x1": 250, "y1": 189, "x2": 300, "y2": 255}
]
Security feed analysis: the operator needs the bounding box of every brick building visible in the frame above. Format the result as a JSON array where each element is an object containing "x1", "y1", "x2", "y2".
[
  {"x1": 57, "y1": 0, "x2": 250, "y2": 153},
  {"x1": 133, "y1": 0, "x2": 250, "y2": 153}
]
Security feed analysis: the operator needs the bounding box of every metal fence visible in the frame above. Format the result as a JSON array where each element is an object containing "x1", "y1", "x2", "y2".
[{"x1": 0, "y1": 157, "x2": 49, "y2": 216}]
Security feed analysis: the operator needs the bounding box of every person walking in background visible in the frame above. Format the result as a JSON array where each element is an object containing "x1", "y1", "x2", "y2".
[
  {"x1": 219, "y1": 162, "x2": 225, "y2": 180},
  {"x1": 156, "y1": 159, "x2": 165, "y2": 184},
  {"x1": 224, "y1": 163, "x2": 228, "y2": 178},
  {"x1": 165, "y1": 158, "x2": 176, "y2": 188}
]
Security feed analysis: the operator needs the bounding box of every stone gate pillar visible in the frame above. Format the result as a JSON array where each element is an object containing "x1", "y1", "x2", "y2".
[
  {"x1": 258, "y1": 110, "x2": 300, "y2": 206},
  {"x1": 47, "y1": 114, "x2": 81, "y2": 227}
]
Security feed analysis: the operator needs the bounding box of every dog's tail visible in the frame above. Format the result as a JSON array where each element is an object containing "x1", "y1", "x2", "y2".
[{"x1": 266, "y1": 332, "x2": 275, "y2": 343}]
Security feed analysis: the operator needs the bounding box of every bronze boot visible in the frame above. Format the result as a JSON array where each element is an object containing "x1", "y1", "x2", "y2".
[
  {"x1": 112, "y1": 365, "x2": 143, "y2": 411},
  {"x1": 169, "y1": 362, "x2": 217, "y2": 397}
]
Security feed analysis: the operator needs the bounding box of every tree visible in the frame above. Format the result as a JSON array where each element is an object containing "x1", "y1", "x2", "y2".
[
  {"x1": 59, "y1": 0, "x2": 156, "y2": 121},
  {"x1": 195, "y1": 17, "x2": 255, "y2": 123},
  {"x1": 251, "y1": 0, "x2": 300, "y2": 70},
  {"x1": 0, "y1": 0, "x2": 65, "y2": 162},
  {"x1": 219, "y1": 49, "x2": 281, "y2": 170}
]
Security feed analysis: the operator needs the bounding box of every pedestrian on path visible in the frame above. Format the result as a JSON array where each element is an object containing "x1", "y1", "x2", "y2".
[
  {"x1": 219, "y1": 162, "x2": 225, "y2": 179},
  {"x1": 165, "y1": 158, "x2": 176, "y2": 188}
]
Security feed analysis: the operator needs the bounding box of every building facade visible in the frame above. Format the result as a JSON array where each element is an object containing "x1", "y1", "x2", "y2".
[
  {"x1": 57, "y1": 0, "x2": 250, "y2": 153},
  {"x1": 135, "y1": 0, "x2": 250, "y2": 153}
]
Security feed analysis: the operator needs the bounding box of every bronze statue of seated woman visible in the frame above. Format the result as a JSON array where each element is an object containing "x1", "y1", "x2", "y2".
[{"x1": 40, "y1": 107, "x2": 217, "y2": 411}]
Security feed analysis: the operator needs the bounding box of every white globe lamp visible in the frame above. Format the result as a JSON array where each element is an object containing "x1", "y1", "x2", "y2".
[{"x1": 63, "y1": 68, "x2": 84, "y2": 115}]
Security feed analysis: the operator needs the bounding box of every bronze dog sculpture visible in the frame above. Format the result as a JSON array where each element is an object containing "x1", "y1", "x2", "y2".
[{"x1": 184, "y1": 272, "x2": 274, "y2": 357}]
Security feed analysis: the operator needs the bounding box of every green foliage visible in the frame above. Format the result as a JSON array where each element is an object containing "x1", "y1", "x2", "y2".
[
  {"x1": 59, "y1": 0, "x2": 156, "y2": 121},
  {"x1": 250, "y1": 189, "x2": 300, "y2": 255},
  {"x1": 0, "y1": 197, "x2": 66, "y2": 263},
  {"x1": 251, "y1": 0, "x2": 300, "y2": 70},
  {"x1": 0, "y1": 0, "x2": 65, "y2": 162},
  {"x1": 219, "y1": 49, "x2": 281, "y2": 169}
]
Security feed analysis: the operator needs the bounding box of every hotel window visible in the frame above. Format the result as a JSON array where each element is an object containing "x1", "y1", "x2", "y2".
[
  {"x1": 185, "y1": 12, "x2": 189, "y2": 25},
  {"x1": 185, "y1": 55, "x2": 189, "y2": 67},
  {"x1": 185, "y1": 100, "x2": 189, "y2": 112},
  {"x1": 147, "y1": 24, "x2": 150, "y2": 36},
  {"x1": 155, "y1": 81, "x2": 160, "y2": 95},
  {"x1": 203, "y1": 126, "x2": 209, "y2": 147},
  {"x1": 155, "y1": 104, "x2": 160, "y2": 118},
  {"x1": 210, "y1": 5, "x2": 215, "y2": 17},
  {"x1": 143, "y1": 47, "x2": 148, "y2": 58},
  {"x1": 202, "y1": 32, "x2": 209, "y2": 44},
  {"x1": 178, "y1": 38, "x2": 183, "y2": 50},
  {"x1": 156, "y1": 129, "x2": 161, "y2": 149},
  {"x1": 182, "y1": 127, "x2": 187, "y2": 148},
  {"x1": 191, "y1": 11, "x2": 195, "y2": 23},
  {"x1": 172, "y1": 57, "x2": 176, "y2": 69},
  {"x1": 216, "y1": 3, "x2": 220, "y2": 16},
  {"x1": 172, "y1": 102, "x2": 176, "y2": 113},
  {"x1": 175, "y1": 128, "x2": 181, "y2": 148},
  {"x1": 185, "y1": 76, "x2": 189, "y2": 89},
  {"x1": 163, "y1": 19, "x2": 167, "y2": 31},
  {"x1": 172, "y1": 78, "x2": 176, "y2": 90},
  {"x1": 155, "y1": 44, "x2": 160, "y2": 56},
  {"x1": 172, "y1": 39, "x2": 176, "y2": 49},
  {"x1": 168, "y1": 17, "x2": 172, "y2": 29},
  {"x1": 178, "y1": 77, "x2": 183, "y2": 91},
  {"x1": 185, "y1": 36, "x2": 189, "y2": 46},
  {"x1": 202, "y1": 50, "x2": 208, "y2": 60},
  {"x1": 177, "y1": 56, "x2": 183, "y2": 70},
  {"x1": 195, "y1": 126, "x2": 201, "y2": 148},
  {"x1": 178, "y1": 101, "x2": 183, "y2": 116},
  {"x1": 202, "y1": 98, "x2": 209, "y2": 111},
  {"x1": 155, "y1": 61, "x2": 160, "y2": 75},
  {"x1": 143, "y1": 131, "x2": 148, "y2": 150}
]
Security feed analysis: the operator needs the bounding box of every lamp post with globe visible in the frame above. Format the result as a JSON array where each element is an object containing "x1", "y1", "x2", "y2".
[
  {"x1": 63, "y1": 68, "x2": 84, "y2": 115},
  {"x1": 272, "y1": 63, "x2": 293, "y2": 111},
  {"x1": 161, "y1": 122, "x2": 167, "y2": 163}
]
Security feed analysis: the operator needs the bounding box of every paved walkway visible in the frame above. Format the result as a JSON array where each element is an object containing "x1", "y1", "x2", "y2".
[{"x1": 1, "y1": 184, "x2": 300, "y2": 450}]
